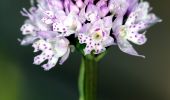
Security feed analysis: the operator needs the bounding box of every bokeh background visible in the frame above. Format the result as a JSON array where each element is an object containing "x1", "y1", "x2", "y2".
[{"x1": 0, "y1": 0, "x2": 169, "y2": 100}]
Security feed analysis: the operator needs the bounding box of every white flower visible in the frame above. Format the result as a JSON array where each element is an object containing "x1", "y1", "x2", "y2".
[
  {"x1": 113, "y1": 1, "x2": 161, "y2": 57},
  {"x1": 32, "y1": 38, "x2": 70, "y2": 70},
  {"x1": 41, "y1": 8, "x2": 82, "y2": 37},
  {"x1": 78, "y1": 16, "x2": 114, "y2": 55},
  {"x1": 130, "y1": 1, "x2": 162, "y2": 24},
  {"x1": 20, "y1": 7, "x2": 49, "y2": 45},
  {"x1": 52, "y1": 12, "x2": 82, "y2": 36}
]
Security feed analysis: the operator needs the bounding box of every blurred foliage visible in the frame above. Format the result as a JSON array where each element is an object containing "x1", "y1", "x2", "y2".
[{"x1": 0, "y1": 54, "x2": 22, "y2": 100}]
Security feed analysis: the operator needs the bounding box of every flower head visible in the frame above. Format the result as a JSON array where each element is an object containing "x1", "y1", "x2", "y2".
[{"x1": 20, "y1": 0, "x2": 161, "y2": 70}]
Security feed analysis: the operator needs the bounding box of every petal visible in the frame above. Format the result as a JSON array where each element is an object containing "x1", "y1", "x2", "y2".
[
  {"x1": 86, "y1": 12, "x2": 98, "y2": 23},
  {"x1": 59, "y1": 48, "x2": 70, "y2": 65},
  {"x1": 96, "y1": 0, "x2": 106, "y2": 8},
  {"x1": 96, "y1": 1, "x2": 109, "y2": 17},
  {"x1": 109, "y1": 0, "x2": 128, "y2": 16},
  {"x1": 128, "y1": 21, "x2": 147, "y2": 32},
  {"x1": 35, "y1": 19, "x2": 49, "y2": 31},
  {"x1": 78, "y1": 33, "x2": 90, "y2": 44},
  {"x1": 79, "y1": 23, "x2": 91, "y2": 33},
  {"x1": 20, "y1": 8, "x2": 33, "y2": 20},
  {"x1": 94, "y1": 43, "x2": 106, "y2": 54},
  {"x1": 53, "y1": 22, "x2": 68, "y2": 35},
  {"x1": 99, "y1": 5, "x2": 109, "y2": 17},
  {"x1": 37, "y1": 31, "x2": 57, "y2": 39},
  {"x1": 90, "y1": 19, "x2": 102, "y2": 31},
  {"x1": 53, "y1": 38, "x2": 69, "y2": 57},
  {"x1": 127, "y1": 0, "x2": 138, "y2": 12},
  {"x1": 117, "y1": 37, "x2": 145, "y2": 58},
  {"x1": 29, "y1": 7, "x2": 37, "y2": 14},
  {"x1": 125, "y1": 12, "x2": 137, "y2": 26},
  {"x1": 55, "y1": 10, "x2": 66, "y2": 19},
  {"x1": 33, "y1": 48, "x2": 54, "y2": 65},
  {"x1": 21, "y1": 36, "x2": 38, "y2": 45},
  {"x1": 84, "y1": 0, "x2": 94, "y2": 4},
  {"x1": 41, "y1": 17, "x2": 53, "y2": 24},
  {"x1": 102, "y1": 36, "x2": 115, "y2": 47},
  {"x1": 64, "y1": 13, "x2": 82, "y2": 34},
  {"x1": 32, "y1": 39, "x2": 58, "y2": 68},
  {"x1": 53, "y1": 22, "x2": 65, "y2": 32},
  {"x1": 144, "y1": 13, "x2": 162, "y2": 25},
  {"x1": 79, "y1": 6, "x2": 86, "y2": 23},
  {"x1": 76, "y1": 0, "x2": 84, "y2": 8},
  {"x1": 70, "y1": 2, "x2": 79, "y2": 13},
  {"x1": 126, "y1": 32, "x2": 147, "y2": 45},
  {"x1": 86, "y1": 4, "x2": 99, "y2": 22},
  {"x1": 34, "y1": 53, "x2": 48, "y2": 65},
  {"x1": 64, "y1": 0, "x2": 70, "y2": 14},
  {"x1": 76, "y1": 19, "x2": 82, "y2": 32},
  {"x1": 21, "y1": 23, "x2": 36, "y2": 35},
  {"x1": 64, "y1": 13, "x2": 76, "y2": 28},
  {"x1": 42, "y1": 56, "x2": 58, "y2": 71},
  {"x1": 84, "y1": 43, "x2": 94, "y2": 55},
  {"x1": 48, "y1": 0, "x2": 63, "y2": 10},
  {"x1": 112, "y1": 17, "x2": 123, "y2": 32},
  {"x1": 32, "y1": 39, "x2": 52, "y2": 52},
  {"x1": 44, "y1": 11, "x2": 55, "y2": 18},
  {"x1": 103, "y1": 15, "x2": 113, "y2": 30}
]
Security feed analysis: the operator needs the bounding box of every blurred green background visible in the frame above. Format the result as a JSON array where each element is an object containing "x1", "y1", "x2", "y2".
[{"x1": 0, "y1": 0, "x2": 169, "y2": 100}]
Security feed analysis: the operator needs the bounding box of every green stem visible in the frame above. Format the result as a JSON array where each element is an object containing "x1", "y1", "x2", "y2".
[
  {"x1": 78, "y1": 57, "x2": 85, "y2": 100},
  {"x1": 78, "y1": 51, "x2": 107, "y2": 100},
  {"x1": 78, "y1": 55, "x2": 98, "y2": 100}
]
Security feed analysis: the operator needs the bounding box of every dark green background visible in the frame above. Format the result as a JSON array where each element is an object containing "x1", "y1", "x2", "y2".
[{"x1": 0, "y1": 0, "x2": 169, "y2": 100}]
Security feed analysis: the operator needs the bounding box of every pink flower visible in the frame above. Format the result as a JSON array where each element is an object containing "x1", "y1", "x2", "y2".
[{"x1": 20, "y1": 0, "x2": 161, "y2": 70}]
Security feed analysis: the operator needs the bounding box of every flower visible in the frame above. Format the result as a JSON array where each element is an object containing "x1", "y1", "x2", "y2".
[
  {"x1": 20, "y1": 0, "x2": 78, "y2": 70},
  {"x1": 20, "y1": 0, "x2": 161, "y2": 70},
  {"x1": 20, "y1": 3, "x2": 49, "y2": 45},
  {"x1": 112, "y1": 1, "x2": 162, "y2": 57},
  {"x1": 32, "y1": 38, "x2": 70, "y2": 70},
  {"x1": 78, "y1": 16, "x2": 114, "y2": 55},
  {"x1": 52, "y1": 12, "x2": 82, "y2": 36}
]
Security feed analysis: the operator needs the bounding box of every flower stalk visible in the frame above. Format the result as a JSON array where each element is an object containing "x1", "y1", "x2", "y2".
[
  {"x1": 78, "y1": 51, "x2": 107, "y2": 100},
  {"x1": 79, "y1": 55, "x2": 98, "y2": 100}
]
